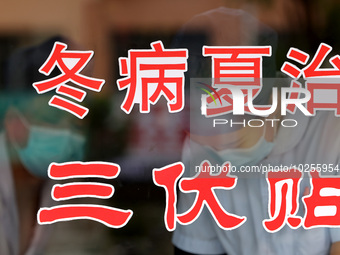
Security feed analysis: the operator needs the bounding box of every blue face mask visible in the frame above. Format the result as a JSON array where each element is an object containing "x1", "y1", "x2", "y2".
[
  {"x1": 214, "y1": 135, "x2": 274, "y2": 167},
  {"x1": 193, "y1": 135, "x2": 274, "y2": 179},
  {"x1": 15, "y1": 126, "x2": 85, "y2": 178},
  {"x1": 184, "y1": 131, "x2": 274, "y2": 179}
]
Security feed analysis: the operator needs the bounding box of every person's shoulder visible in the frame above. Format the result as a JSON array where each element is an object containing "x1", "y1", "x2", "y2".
[
  {"x1": 307, "y1": 111, "x2": 340, "y2": 136},
  {"x1": 271, "y1": 111, "x2": 340, "y2": 156}
]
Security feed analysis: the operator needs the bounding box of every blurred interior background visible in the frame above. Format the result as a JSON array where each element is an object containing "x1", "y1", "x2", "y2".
[{"x1": 0, "y1": 0, "x2": 340, "y2": 254}]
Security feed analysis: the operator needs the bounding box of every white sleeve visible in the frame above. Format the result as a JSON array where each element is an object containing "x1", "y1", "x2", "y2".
[
  {"x1": 172, "y1": 192, "x2": 225, "y2": 254},
  {"x1": 172, "y1": 138, "x2": 225, "y2": 254},
  {"x1": 330, "y1": 228, "x2": 340, "y2": 244}
]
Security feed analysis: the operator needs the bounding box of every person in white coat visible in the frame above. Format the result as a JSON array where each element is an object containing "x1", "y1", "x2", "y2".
[
  {"x1": 172, "y1": 7, "x2": 340, "y2": 255},
  {"x1": 0, "y1": 106, "x2": 85, "y2": 255}
]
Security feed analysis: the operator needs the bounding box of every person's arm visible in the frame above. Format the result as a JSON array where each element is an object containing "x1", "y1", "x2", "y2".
[{"x1": 330, "y1": 241, "x2": 340, "y2": 255}]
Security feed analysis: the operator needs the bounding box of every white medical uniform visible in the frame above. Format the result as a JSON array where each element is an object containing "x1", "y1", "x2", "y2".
[
  {"x1": 0, "y1": 132, "x2": 53, "y2": 255},
  {"x1": 173, "y1": 112, "x2": 340, "y2": 255}
]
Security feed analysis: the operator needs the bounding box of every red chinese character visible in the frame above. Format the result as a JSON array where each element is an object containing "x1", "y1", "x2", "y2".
[
  {"x1": 303, "y1": 44, "x2": 340, "y2": 78},
  {"x1": 263, "y1": 169, "x2": 303, "y2": 233},
  {"x1": 202, "y1": 46, "x2": 272, "y2": 116},
  {"x1": 281, "y1": 43, "x2": 340, "y2": 116},
  {"x1": 117, "y1": 41, "x2": 188, "y2": 114},
  {"x1": 282, "y1": 44, "x2": 340, "y2": 79},
  {"x1": 305, "y1": 82, "x2": 340, "y2": 116},
  {"x1": 281, "y1": 47, "x2": 310, "y2": 79},
  {"x1": 153, "y1": 162, "x2": 184, "y2": 231},
  {"x1": 153, "y1": 161, "x2": 246, "y2": 231},
  {"x1": 33, "y1": 42, "x2": 105, "y2": 119},
  {"x1": 303, "y1": 170, "x2": 340, "y2": 228},
  {"x1": 38, "y1": 162, "x2": 133, "y2": 228}
]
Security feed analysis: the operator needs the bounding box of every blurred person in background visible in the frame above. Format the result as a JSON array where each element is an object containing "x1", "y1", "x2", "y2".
[
  {"x1": 172, "y1": 7, "x2": 340, "y2": 255},
  {"x1": 0, "y1": 37, "x2": 85, "y2": 255}
]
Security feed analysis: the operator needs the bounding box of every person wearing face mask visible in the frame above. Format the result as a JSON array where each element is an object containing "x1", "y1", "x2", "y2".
[
  {"x1": 0, "y1": 36, "x2": 89, "y2": 255},
  {"x1": 172, "y1": 7, "x2": 340, "y2": 255},
  {"x1": 174, "y1": 88, "x2": 340, "y2": 255},
  {"x1": 0, "y1": 105, "x2": 85, "y2": 255}
]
